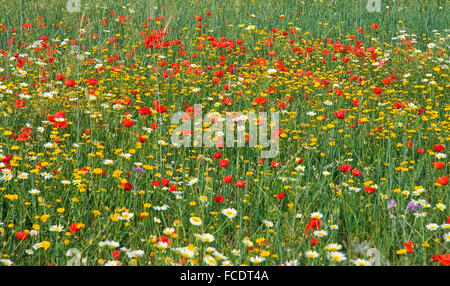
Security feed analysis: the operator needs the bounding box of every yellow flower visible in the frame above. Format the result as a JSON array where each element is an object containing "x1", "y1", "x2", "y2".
[
  {"x1": 4, "y1": 194, "x2": 18, "y2": 201},
  {"x1": 396, "y1": 249, "x2": 407, "y2": 255},
  {"x1": 41, "y1": 241, "x2": 51, "y2": 250},
  {"x1": 40, "y1": 214, "x2": 50, "y2": 223},
  {"x1": 92, "y1": 210, "x2": 102, "y2": 216}
]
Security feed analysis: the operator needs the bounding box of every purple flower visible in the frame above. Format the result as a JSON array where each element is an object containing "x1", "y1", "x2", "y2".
[
  {"x1": 387, "y1": 199, "x2": 396, "y2": 209},
  {"x1": 407, "y1": 201, "x2": 420, "y2": 212},
  {"x1": 133, "y1": 167, "x2": 145, "y2": 174}
]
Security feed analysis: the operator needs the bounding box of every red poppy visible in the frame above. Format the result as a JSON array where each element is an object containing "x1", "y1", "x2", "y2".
[
  {"x1": 351, "y1": 168, "x2": 362, "y2": 177},
  {"x1": 364, "y1": 187, "x2": 376, "y2": 194},
  {"x1": 64, "y1": 79, "x2": 76, "y2": 87},
  {"x1": 112, "y1": 250, "x2": 120, "y2": 259},
  {"x1": 252, "y1": 96, "x2": 267, "y2": 106},
  {"x1": 138, "y1": 107, "x2": 151, "y2": 115},
  {"x1": 438, "y1": 254, "x2": 450, "y2": 266},
  {"x1": 156, "y1": 235, "x2": 170, "y2": 247},
  {"x1": 393, "y1": 102, "x2": 402, "y2": 109},
  {"x1": 406, "y1": 140, "x2": 412, "y2": 149},
  {"x1": 15, "y1": 99, "x2": 27, "y2": 109},
  {"x1": 431, "y1": 254, "x2": 440, "y2": 262},
  {"x1": 69, "y1": 223, "x2": 82, "y2": 233},
  {"x1": 48, "y1": 111, "x2": 65, "y2": 121},
  {"x1": 155, "y1": 104, "x2": 167, "y2": 113},
  {"x1": 272, "y1": 128, "x2": 283, "y2": 138},
  {"x1": 334, "y1": 109, "x2": 345, "y2": 119},
  {"x1": 214, "y1": 195, "x2": 224, "y2": 203},
  {"x1": 1, "y1": 154, "x2": 13, "y2": 163},
  {"x1": 310, "y1": 238, "x2": 319, "y2": 246},
  {"x1": 17, "y1": 127, "x2": 32, "y2": 141},
  {"x1": 179, "y1": 130, "x2": 192, "y2": 138},
  {"x1": 381, "y1": 78, "x2": 390, "y2": 85},
  {"x1": 213, "y1": 151, "x2": 222, "y2": 159},
  {"x1": 54, "y1": 121, "x2": 67, "y2": 129},
  {"x1": 403, "y1": 241, "x2": 415, "y2": 253},
  {"x1": 235, "y1": 180, "x2": 246, "y2": 188},
  {"x1": 276, "y1": 192, "x2": 286, "y2": 200},
  {"x1": 305, "y1": 218, "x2": 321, "y2": 237},
  {"x1": 121, "y1": 119, "x2": 135, "y2": 127},
  {"x1": 432, "y1": 161, "x2": 445, "y2": 170},
  {"x1": 219, "y1": 159, "x2": 229, "y2": 168},
  {"x1": 17, "y1": 133, "x2": 30, "y2": 141},
  {"x1": 87, "y1": 78, "x2": 98, "y2": 85},
  {"x1": 373, "y1": 87, "x2": 383, "y2": 95},
  {"x1": 223, "y1": 175, "x2": 233, "y2": 183},
  {"x1": 120, "y1": 182, "x2": 133, "y2": 191},
  {"x1": 161, "y1": 178, "x2": 170, "y2": 187},
  {"x1": 16, "y1": 232, "x2": 29, "y2": 240},
  {"x1": 433, "y1": 144, "x2": 445, "y2": 152},
  {"x1": 417, "y1": 107, "x2": 424, "y2": 115},
  {"x1": 340, "y1": 164, "x2": 352, "y2": 173},
  {"x1": 436, "y1": 176, "x2": 448, "y2": 185}
]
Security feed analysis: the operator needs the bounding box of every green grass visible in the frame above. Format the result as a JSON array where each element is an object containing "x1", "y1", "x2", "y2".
[{"x1": 0, "y1": 0, "x2": 448, "y2": 266}]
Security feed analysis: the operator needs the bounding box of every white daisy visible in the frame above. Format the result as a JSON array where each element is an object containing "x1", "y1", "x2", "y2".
[
  {"x1": 222, "y1": 208, "x2": 237, "y2": 219},
  {"x1": 118, "y1": 211, "x2": 134, "y2": 221},
  {"x1": 443, "y1": 232, "x2": 450, "y2": 242},
  {"x1": 426, "y1": 223, "x2": 440, "y2": 231},
  {"x1": 327, "y1": 251, "x2": 347, "y2": 262},
  {"x1": 263, "y1": 220, "x2": 274, "y2": 228},
  {"x1": 49, "y1": 225, "x2": 64, "y2": 232},
  {"x1": 313, "y1": 230, "x2": 328, "y2": 237},
  {"x1": 189, "y1": 217, "x2": 202, "y2": 226},
  {"x1": 249, "y1": 256, "x2": 265, "y2": 264},
  {"x1": 305, "y1": 250, "x2": 319, "y2": 259},
  {"x1": 353, "y1": 258, "x2": 371, "y2": 266}
]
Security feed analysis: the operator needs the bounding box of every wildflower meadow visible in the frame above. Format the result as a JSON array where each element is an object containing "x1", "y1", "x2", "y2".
[{"x1": 0, "y1": 0, "x2": 448, "y2": 267}]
